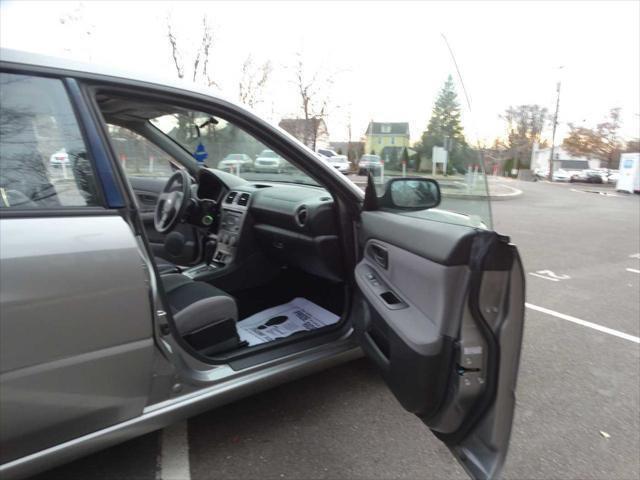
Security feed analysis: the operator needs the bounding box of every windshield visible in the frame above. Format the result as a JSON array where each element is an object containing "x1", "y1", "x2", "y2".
[{"x1": 151, "y1": 112, "x2": 319, "y2": 186}]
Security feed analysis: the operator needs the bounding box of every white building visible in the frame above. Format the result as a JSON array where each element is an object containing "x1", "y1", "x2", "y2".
[{"x1": 531, "y1": 145, "x2": 598, "y2": 173}]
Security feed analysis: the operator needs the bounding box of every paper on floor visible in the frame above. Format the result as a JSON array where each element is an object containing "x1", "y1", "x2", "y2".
[{"x1": 237, "y1": 297, "x2": 340, "y2": 346}]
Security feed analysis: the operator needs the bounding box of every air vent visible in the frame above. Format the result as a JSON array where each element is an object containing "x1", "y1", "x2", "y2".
[
  {"x1": 295, "y1": 206, "x2": 308, "y2": 227},
  {"x1": 237, "y1": 193, "x2": 251, "y2": 206},
  {"x1": 225, "y1": 191, "x2": 237, "y2": 204}
]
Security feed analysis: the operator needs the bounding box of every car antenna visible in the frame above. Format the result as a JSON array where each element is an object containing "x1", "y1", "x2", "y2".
[{"x1": 441, "y1": 33, "x2": 472, "y2": 111}]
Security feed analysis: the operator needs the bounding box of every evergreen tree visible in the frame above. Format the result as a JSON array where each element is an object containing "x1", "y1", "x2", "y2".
[{"x1": 419, "y1": 75, "x2": 468, "y2": 170}]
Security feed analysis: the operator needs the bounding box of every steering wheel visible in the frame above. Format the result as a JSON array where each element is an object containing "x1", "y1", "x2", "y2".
[{"x1": 154, "y1": 170, "x2": 191, "y2": 233}]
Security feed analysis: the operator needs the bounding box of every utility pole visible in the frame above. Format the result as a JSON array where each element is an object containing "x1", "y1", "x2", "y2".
[
  {"x1": 548, "y1": 69, "x2": 563, "y2": 182},
  {"x1": 443, "y1": 136, "x2": 451, "y2": 176}
]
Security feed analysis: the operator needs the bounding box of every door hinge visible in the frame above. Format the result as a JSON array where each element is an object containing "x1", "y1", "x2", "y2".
[
  {"x1": 456, "y1": 345, "x2": 485, "y2": 389},
  {"x1": 456, "y1": 364, "x2": 485, "y2": 388},
  {"x1": 456, "y1": 364, "x2": 481, "y2": 375}
]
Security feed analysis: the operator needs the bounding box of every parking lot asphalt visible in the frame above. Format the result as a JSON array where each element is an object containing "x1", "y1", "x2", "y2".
[{"x1": 30, "y1": 179, "x2": 640, "y2": 480}]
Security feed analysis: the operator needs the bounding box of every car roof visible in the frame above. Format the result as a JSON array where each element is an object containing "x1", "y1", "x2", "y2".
[{"x1": 0, "y1": 48, "x2": 239, "y2": 106}]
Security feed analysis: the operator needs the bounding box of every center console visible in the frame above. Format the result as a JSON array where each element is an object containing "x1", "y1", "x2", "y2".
[
  {"x1": 214, "y1": 190, "x2": 251, "y2": 263},
  {"x1": 183, "y1": 190, "x2": 251, "y2": 279}
]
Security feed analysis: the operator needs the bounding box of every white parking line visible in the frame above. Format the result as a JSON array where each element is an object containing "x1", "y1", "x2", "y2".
[
  {"x1": 626, "y1": 268, "x2": 640, "y2": 274},
  {"x1": 525, "y1": 303, "x2": 640, "y2": 344},
  {"x1": 529, "y1": 273, "x2": 559, "y2": 281},
  {"x1": 529, "y1": 270, "x2": 571, "y2": 282},
  {"x1": 570, "y1": 188, "x2": 621, "y2": 197},
  {"x1": 157, "y1": 421, "x2": 191, "y2": 480}
]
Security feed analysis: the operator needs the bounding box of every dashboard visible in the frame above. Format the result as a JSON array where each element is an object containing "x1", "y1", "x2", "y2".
[
  {"x1": 194, "y1": 168, "x2": 343, "y2": 282},
  {"x1": 197, "y1": 168, "x2": 228, "y2": 203}
]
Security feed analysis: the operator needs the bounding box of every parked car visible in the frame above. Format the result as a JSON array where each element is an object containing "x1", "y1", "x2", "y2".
[
  {"x1": 358, "y1": 154, "x2": 382, "y2": 175},
  {"x1": 218, "y1": 153, "x2": 253, "y2": 172},
  {"x1": 552, "y1": 169, "x2": 572, "y2": 182},
  {"x1": 317, "y1": 149, "x2": 350, "y2": 172},
  {"x1": 253, "y1": 149, "x2": 287, "y2": 173},
  {"x1": 48, "y1": 148, "x2": 69, "y2": 166},
  {"x1": 592, "y1": 168, "x2": 619, "y2": 183},
  {"x1": 317, "y1": 148, "x2": 340, "y2": 158},
  {"x1": 0, "y1": 49, "x2": 525, "y2": 480},
  {"x1": 533, "y1": 168, "x2": 548, "y2": 180},
  {"x1": 325, "y1": 154, "x2": 350, "y2": 174},
  {"x1": 569, "y1": 170, "x2": 604, "y2": 184}
]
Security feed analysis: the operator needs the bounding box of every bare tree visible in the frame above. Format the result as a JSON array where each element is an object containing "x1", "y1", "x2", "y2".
[
  {"x1": 563, "y1": 108, "x2": 623, "y2": 170},
  {"x1": 58, "y1": 4, "x2": 95, "y2": 60},
  {"x1": 166, "y1": 16, "x2": 216, "y2": 87},
  {"x1": 167, "y1": 22, "x2": 184, "y2": 79},
  {"x1": 292, "y1": 52, "x2": 333, "y2": 150},
  {"x1": 238, "y1": 55, "x2": 272, "y2": 108},
  {"x1": 502, "y1": 105, "x2": 548, "y2": 168}
]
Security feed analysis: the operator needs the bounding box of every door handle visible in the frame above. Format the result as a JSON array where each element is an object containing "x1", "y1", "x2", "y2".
[{"x1": 369, "y1": 244, "x2": 388, "y2": 269}]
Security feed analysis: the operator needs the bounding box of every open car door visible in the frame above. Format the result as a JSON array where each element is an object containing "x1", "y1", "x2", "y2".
[{"x1": 351, "y1": 178, "x2": 525, "y2": 480}]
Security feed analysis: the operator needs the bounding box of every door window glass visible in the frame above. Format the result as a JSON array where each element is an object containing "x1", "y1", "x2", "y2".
[
  {"x1": 107, "y1": 125, "x2": 177, "y2": 179},
  {"x1": 0, "y1": 73, "x2": 100, "y2": 208}
]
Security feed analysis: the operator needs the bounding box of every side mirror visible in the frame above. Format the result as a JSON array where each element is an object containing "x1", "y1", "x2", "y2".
[{"x1": 379, "y1": 177, "x2": 441, "y2": 210}]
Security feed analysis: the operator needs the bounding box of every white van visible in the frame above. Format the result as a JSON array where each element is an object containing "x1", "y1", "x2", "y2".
[{"x1": 616, "y1": 153, "x2": 640, "y2": 193}]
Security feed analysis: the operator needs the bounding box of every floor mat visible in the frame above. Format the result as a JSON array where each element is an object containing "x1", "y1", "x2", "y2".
[{"x1": 237, "y1": 297, "x2": 340, "y2": 346}]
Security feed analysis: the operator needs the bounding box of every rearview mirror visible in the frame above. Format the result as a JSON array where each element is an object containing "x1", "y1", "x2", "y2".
[{"x1": 379, "y1": 177, "x2": 441, "y2": 210}]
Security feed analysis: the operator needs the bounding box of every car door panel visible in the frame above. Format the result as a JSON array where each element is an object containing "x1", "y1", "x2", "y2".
[
  {"x1": 353, "y1": 210, "x2": 525, "y2": 479},
  {"x1": 354, "y1": 238, "x2": 470, "y2": 415},
  {"x1": 357, "y1": 209, "x2": 476, "y2": 265},
  {"x1": 0, "y1": 215, "x2": 155, "y2": 464}
]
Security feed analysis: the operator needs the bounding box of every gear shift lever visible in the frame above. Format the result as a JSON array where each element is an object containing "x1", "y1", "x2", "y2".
[{"x1": 204, "y1": 240, "x2": 217, "y2": 266}]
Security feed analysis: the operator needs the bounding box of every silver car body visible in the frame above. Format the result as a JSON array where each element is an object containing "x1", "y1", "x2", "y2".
[
  {"x1": 0, "y1": 49, "x2": 363, "y2": 479},
  {"x1": 0, "y1": 48, "x2": 525, "y2": 480},
  {"x1": 0, "y1": 211, "x2": 359, "y2": 477},
  {"x1": 0, "y1": 217, "x2": 155, "y2": 466}
]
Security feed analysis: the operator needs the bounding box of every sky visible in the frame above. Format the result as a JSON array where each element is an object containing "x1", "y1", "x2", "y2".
[{"x1": 1, "y1": 0, "x2": 639, "y2": 145}]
